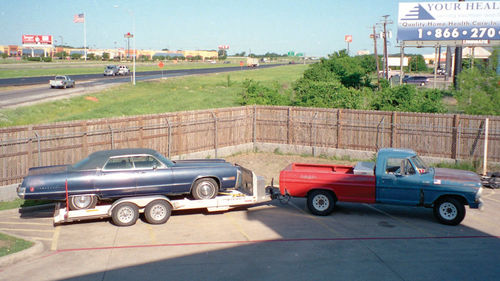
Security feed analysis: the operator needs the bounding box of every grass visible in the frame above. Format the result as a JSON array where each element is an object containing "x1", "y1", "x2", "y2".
[
  {"x1": 0, "y1": 60, "x2": 284, "y2": 79},
  {"x1": 0, "y1": 232, "x2": 33, "y2": 257},
  {"x1": 0, "y1": 64, "x2": 307, "y2": 127}
]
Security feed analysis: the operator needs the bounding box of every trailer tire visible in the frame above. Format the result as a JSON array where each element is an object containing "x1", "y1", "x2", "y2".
[
  {"x1": 192, "y1": 178, "x2": 218, "y2": 200},
  {"x1": 112, "y1": 203, "x2": 139, "y2": 226},
  {"x1": 307, "y1": 190, "x2": 335, "y2": 216},
  {"x1": 433, "y1": 197, "x2": 465, "y2": 225},
  {"x1": 68, "y1": 195, "x2": 97, "y2": 210},
  {"x1": 144, "y1": 200, "x2": 172, "y2": 224}
]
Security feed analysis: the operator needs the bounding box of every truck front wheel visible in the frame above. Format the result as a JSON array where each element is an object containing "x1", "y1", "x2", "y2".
[
  {"x1": 307, "y1": 190, "x2": 335, "y2": 216},
  {"x1": 433, "y1": 197, "x2": 465, "y2": 225}
]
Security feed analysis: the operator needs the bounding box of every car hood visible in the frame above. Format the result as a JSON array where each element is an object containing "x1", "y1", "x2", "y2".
[
  {"x1": 433, "y1": 168, "x2": 481, "y2": 186},
  {"x1": 173, "y1": 159, "x2": 232, "y2": 167}
]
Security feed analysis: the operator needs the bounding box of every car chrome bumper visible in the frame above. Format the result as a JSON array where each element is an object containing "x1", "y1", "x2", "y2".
[{"x1": 17, "y1": 184, "x2": 25, "y2": 199}]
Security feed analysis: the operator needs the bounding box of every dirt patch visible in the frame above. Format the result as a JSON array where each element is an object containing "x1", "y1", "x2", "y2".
[{"x1": 225, "y1": 152, "x2": 356, "y2": 185}]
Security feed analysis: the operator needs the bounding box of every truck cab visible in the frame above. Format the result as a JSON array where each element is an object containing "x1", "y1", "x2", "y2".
[{"x1": 279, "y1": 148, "x2": 483, "y2": 225}]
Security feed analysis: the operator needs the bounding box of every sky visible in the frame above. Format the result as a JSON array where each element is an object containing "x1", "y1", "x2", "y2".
[{"x1": 0, "y1": 0, "x2": 447, "y2": 57}]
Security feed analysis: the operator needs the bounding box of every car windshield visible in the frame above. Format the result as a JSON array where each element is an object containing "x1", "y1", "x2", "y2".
[
  {"x1": 411, "y1": 155, "x2": 429, "y2": 173},
  {"x1": 106, "y1": 66, "x2": 115, "y2": 69},
  {"x1": 55, "y1": 76, "x2": 65, "y2": 80}
]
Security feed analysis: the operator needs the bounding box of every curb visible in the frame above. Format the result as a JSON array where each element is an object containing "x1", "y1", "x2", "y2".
[{"x1": 0, "y1": 232, "x2": 45, "y2": 268}]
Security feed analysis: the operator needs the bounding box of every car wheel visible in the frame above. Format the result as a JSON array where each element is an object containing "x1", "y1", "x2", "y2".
[
  {"x1": 68, "y1": 194, "x2": 97, "y2": 210},
  {"x1": 144, "y1": 200, "x2": 172, "y2": 224},
  {"x1": 192, "y1": 178, "x2": 218, "y2": 200},
  {"x1": 112, "y1": 203, "x2": 139, "y2": 226},
  {"x1": 433, "y1": 197, "x2": 465, "y2": 225},
  {"x1": 307, "y1": 190, "x2": 336, "y2": 216}
]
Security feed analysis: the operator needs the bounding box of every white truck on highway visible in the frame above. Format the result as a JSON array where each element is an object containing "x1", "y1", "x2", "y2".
[
  {"x1": 49, "y1": 75, "x2": 75, "y2": 89},
  {"x1": 247, "y1": 57, "x2": 259, "y2": 67}
]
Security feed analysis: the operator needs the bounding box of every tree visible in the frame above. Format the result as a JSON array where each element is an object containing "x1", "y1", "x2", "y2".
[
  {"x1": 102, "y1": 52, "x2": 110, "y2": 61},
  {"x1": 234, "y1": 51, "x2": 246, "y2": 57},
  {"x1": 218, "y1": 50, "x2": 227, "y2": 60},
  {"x1": 407, "y1": 55, "x2": 428, "y2": 72},
  {"x1": 70, "y1": 53, "x2": 82, "y2": 60},
  {"x1": 454, "y1": 68, "x2": 500, "y2": 115},
  {"x1": 1, "y1": 53, "x2": 8, "y2": 59}
]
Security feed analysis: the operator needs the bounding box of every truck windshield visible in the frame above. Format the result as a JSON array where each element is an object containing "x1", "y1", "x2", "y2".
[{"x1": 411, "y1": 156, "x2": 428, "y2": 174}]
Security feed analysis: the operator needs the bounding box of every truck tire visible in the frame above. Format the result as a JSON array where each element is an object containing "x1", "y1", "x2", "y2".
[
  {"x1": 144, "y1": 200, "x2": 172, "y2": 224},
  {"x1": 307, "y1": 190, "x2": 336, "y2": 216},
  {"x1": 192, "y1": 178, "x2": 218, "y2": 200},
  {"x1": 68, "y1": 195, "x2": 97, "y2": 210},
  {"x1": 112, "y1": 203, "x2": 139, "y2": 226},
  {"x1": 433, "y1": 197, "x2": 465, "y2": 225}
]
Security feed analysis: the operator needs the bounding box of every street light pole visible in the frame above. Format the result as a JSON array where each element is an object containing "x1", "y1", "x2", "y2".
[{"x1": 114, "y1": 5, "x2": 136, "y2": 86}]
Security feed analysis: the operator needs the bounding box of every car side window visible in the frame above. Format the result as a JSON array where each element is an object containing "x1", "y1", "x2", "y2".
[
  {"x1": 132, "y1": 156, "x2": 162, "y2": 169},
  {"x1": 104, "y1": 157, "x2": 133, "y2": 170}
]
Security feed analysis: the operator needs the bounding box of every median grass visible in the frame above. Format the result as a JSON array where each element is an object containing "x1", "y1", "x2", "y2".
[
  {"x1": 0, "y1": 64, "x2": 307, "y2": 127},
  {"x1": 0, "y1": 59, "x2": 285, "y2": 79},
  {"x1": 0, "y1": 233, "x2": 33, "y2": 257}
]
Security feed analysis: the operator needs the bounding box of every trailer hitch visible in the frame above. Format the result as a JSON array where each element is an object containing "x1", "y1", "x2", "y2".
[{"x1": 266, "y1": 179, "x2": 290, "y2": 204}]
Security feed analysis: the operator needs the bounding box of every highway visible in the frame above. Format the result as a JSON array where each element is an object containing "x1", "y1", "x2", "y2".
[{"x1": 0, "y1": 64, "x2": 280, "y2": 108}]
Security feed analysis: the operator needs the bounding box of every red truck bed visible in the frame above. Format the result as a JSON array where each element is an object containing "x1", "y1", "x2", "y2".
[{"x1": 279, "y1": 163, "x2": 376, "y2": 203}]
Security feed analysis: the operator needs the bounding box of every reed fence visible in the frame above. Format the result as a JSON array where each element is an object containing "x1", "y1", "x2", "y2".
[{"x1": 1, "y1": 105, "x2": 498, "y2": 186}]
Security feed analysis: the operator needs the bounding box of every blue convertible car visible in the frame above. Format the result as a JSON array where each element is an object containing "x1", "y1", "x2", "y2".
[{"x1": 17, "y1": 148, "x2": 243, "y2": 210}]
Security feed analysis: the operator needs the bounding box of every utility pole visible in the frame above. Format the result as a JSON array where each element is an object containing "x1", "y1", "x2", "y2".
[
  {"x1": 372, "y1": 25, "x2": 381, "y2": 88},
  {"x1": 454, "y1": 0, "x2": 465, "y2": 89},
  {"x1": 381, "y1": 15, "x2": 393, "y2": 80}
]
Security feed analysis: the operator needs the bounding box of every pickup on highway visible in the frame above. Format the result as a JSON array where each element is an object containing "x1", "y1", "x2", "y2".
[
  {"x1": 49, "y1": 75, "x2": 75, "y2": 89},
  {"x1": 279, "y1": 148, "x2": 483, "y2": 225}
]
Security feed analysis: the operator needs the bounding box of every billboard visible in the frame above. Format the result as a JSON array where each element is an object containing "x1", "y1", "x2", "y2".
[
  {"x1": 22, "y1": 35, "x2": 53, "y2": 47},
  {"x1": 398, "y1": 1, "x2": 500, "y2": 41}
]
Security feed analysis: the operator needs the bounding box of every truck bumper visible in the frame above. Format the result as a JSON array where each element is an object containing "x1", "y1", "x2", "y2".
[{"x1": 469, "y1": 198, "x2": 484, "y2": 210}]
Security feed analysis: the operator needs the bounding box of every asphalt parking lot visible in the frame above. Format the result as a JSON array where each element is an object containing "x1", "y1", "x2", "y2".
[{"x1": 1, "y1": 188, "x2": 499, "y2": 281}]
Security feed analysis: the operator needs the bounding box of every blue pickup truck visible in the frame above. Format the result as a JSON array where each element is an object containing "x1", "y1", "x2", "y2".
[{"x1": 279, "y1": 148, "x2": 483, "y2": 225}]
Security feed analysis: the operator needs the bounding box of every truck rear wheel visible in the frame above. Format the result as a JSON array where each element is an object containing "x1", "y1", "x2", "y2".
[
  {"x1": 433, "y1": 197, "x2": 465, "y2": 225},
  {"x1": 112, "y1": 203, "x2": 139, "y2": 226},
  {"x1": 144, "y1": 200, "x2": 172, "y2": 224},
  {"x1": 307, "y1": 190, "x2": 335, "y2": 216}
]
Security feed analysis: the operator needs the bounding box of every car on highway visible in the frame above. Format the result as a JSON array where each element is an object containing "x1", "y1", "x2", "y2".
[
  {"x1": 104, "y1": 65, "x2": 119, "y2": 76},
  {"x1": 403, "y1": 75, "x2": 429, "y2": 86},
  {"x1": 17, "y1": 148, "x2": 244, "y2": 210},
  {"x1": 118, "y1": 65, "x2": 130, "y2": 75},
  {"x1": 49, "y1": 75, "x2": 75, "y2": 89}
]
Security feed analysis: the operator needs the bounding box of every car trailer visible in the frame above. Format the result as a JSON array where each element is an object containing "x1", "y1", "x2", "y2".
[{"x1": 54, "y1": 172, "x2": 283, "y2": 226}]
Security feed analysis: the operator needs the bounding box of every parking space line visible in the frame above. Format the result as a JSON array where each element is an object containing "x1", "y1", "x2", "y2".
[
  {"x1": 146, "y1": 225, "x2": 157, "y2": 244},
  {"x1": 288, "y1": 201, "x2": 341, "y2": 235},
  {"x1": 363, "y1": 204, "x2": 433, "y2": 236},
  {"x1": 227, "y1": 212, "x2": 251, "y2": 241},
  {"x1": 0, "y1": 228, "x2": 53, "y2": 233},
  {"x1": 51, "y1": 226, "x2": 60, "y2": 251},
  {"x1": 0, "y1": 222, "x2": 51, "y2": 226}
]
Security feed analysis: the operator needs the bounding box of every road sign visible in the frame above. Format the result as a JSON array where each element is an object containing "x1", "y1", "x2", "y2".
[
  {"x1": 158, "y1": 61, "x2": 164, "y2": 68},
  {"x1": 124, "y1": 32, "x2": 134, "y2": 38},
  {"x1": 287, "y1": 51, "x2": 295, "y2": 56},
  {"x1": 345, "y1": 35, "x2": 353, "y2": 43},
  {"x1": 398, "y1": 1, "x2": 500, "y2": 41}
]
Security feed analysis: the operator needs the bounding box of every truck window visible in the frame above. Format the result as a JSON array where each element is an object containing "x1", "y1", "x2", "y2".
[
  {"x1": 403, "y1": 159, "x2": 416, "y2": 175},
  {"x1": 411, "y1": 156, "x2": 429, "y2": 174},
  {"x1": 385, "y1": 158, "x2": 405, "y2": 174}
]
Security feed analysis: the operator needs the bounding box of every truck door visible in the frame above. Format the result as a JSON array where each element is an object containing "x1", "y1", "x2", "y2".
[{"x1": 376, "y1": 157, "x2": 421, "y2": 206}]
